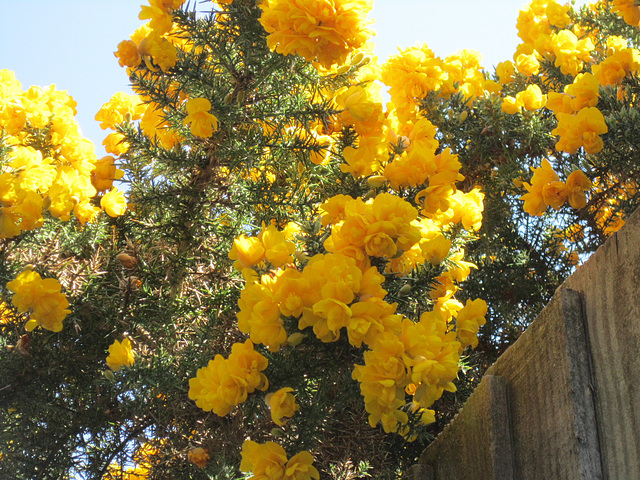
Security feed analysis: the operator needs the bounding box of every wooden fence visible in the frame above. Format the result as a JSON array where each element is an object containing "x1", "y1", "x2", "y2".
[{"x1": 407, "y1": 206, "x2": 640, "y2": 480}]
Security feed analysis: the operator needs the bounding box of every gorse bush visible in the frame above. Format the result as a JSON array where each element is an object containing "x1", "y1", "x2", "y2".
[{"x1": 1, "y1": 0, "x2": 640, "y2": 478}]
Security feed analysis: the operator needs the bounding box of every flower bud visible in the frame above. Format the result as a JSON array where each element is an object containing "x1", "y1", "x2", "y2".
[
  {"x1": 336, "y1": 65, "x2": 351, "y2": 75},
  {"x1": 398, "y1": 136, "x2": 410, "y2": 150},
  {"x1": 367, "y1": 175, "x2": 387, "y2": 188},
  {"x1": 287, "y1": 332, "x2": 305, "y2": 346},
  {"x1": 363, "y1": 189, "x2": 377, "y2": 200},
  {"x1": 458, "y1": 110, "x2": 469, "y2": 123},
  {"x1": 294, "y1": 251, "x2": 309, "y2": 263},
  {"x1": 103, "y1": 369, "x2": 116, "y2": 382},
  {"x1": 116, "y1": 253, "x2": 138, "y2": 269},
  {"x1": 351, "y1": 51, "x2": 365, "y2": 65},
  {"x1": 398, "y1": 284, "x2": 412, "y2": 295}
]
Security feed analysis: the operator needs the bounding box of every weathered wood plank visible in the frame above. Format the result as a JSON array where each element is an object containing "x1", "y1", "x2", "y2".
[
  {"x1": 419, "y1": 375, "x2": 514, "y2": 480},
  {"x1": 418, "y1": 287, "x2": 602, "y2": 479},
  {"x1": 562, "y1": 207, "x2": 640, "y2": 479},
  {"x1": 484, "y1": 287, "x2": 602, "y2": 479},
  {"x1": 413, "y1": 207, "x2": 640, "y2": 478}
]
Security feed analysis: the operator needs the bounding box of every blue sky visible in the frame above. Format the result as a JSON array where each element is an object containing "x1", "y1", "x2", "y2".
[{"x1": 0, "y1": 0, "x2": 541, "y2": 155}]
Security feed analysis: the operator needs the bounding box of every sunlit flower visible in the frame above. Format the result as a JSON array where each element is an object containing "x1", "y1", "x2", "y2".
[
  {"x1": 106, "y1": 338, "x2": 135, "y2": 371},
  {"x1": 7, "y1": 270, "x2": 70, "y2": 332},
  {"x1": 183, "y1": 97, "x2": 219, "y2": 138}
]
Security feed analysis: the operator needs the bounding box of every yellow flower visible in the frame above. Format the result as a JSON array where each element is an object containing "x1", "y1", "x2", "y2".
[
  {"x1": 516, "y1": 84, "x2": 546, "y2": 111},
  {"x1": 95, "y1": 92, "x2": 144, "y2": 130},
  {"x1": 552, "y1": 107, "x2": 608, "y2": 155},
  {"x1": 183, "y1": 98, "x2": 219, "y2": 138},
  {"x1": 542, "y1": 181, "x2": 568, "y2": 210},
  {"x1": 139, "y1": 0, "x2": 174, "y2": 35},
  {"x1": 188, "y1": 340, "x2": 269, "y2": 415},
  {"x1": 455, "y1": 299, "x2": 487, "y2": 349},
  {"x1": 237, "y1": 282, "x2": 287, "y2": 352},
  {"x1": 187, "y1": 447, "x2": 210, "y2": 468},
  {"x1": 7, "y1": 270, "x2": 70, "y2": 332},
  {"x1": 501, "y1": 96, "x2": 520, "y2": 115},
  {"x1": 102, "y1": 132, "x2": 131, "y2": 156},
  {"x1": 515, "y1": 52, "x2": 540, "y2": 76},
  {"x1": 106, "y1": 338, "x2": 135, "y2": 371},
  {"x1": 285, "y1": 451, "x2": 320, "y2": 480},
  {"x1": 229, "y1": 234, "x2": 265, "y2": 270},
  {"x1": 419, "y1": 233, "x2": 451, "y2": 265},
  {"x1": 259, "y1": 224, "x2": 296, "y2": 268},
  {"x1": 496, "y1": 60, "x2": 515, "y2": 84},
  {"x1": 265, "y1": 387, "x2": 300, "y2": 426},
  {"x1": 546, "y1": 1, "x2": 571, "y2": 28},
  {"x1": 273, "y1": 268, "x2": 309, "y2": 318},
  {"x1": 593, "y1": 48, "x2": 640, "y2": 86},
  {"x1": 565, "y1": 170, "x2": 592, "y2": 209},
  {"x1": 520, "y1": 159, "x2": 563, "y2": 216},
  {"x1": 92, "y1": 156, "x2": 125, "y2": 192},
  {"x1": 240, "y1": 440, "x2": 287, "y2": 479},
  {"x1": 114, "y1": 40, "x2": 142, "y2": 68},
  {"x1": 138, "y1": 31, "x2": 178, "y2": 72},
  {"x1": 100, "y1": 187, "x2": 128, "y2": 217},
  {"x1": 611, "y1": 0, "x2": 640, "y2": 26},
  {"x1": 564, "y1": 72, "x2": 599, "y2": 111}
]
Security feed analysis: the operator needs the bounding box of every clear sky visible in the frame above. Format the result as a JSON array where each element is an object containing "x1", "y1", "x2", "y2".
[{"x1": 0, "y1": 0, "x2": 561, "y2": 155}]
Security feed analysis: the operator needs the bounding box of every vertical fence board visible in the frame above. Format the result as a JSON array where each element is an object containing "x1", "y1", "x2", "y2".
[
  {"x1": 484, "y1": 288, "x2": 600, "y2": 479},
  {"x1": 418, "y1": 375, "x2": 513, "y2": 480},
  {"x1": 418, "y1": 289, "x2": 602, "y2": 479},
  {"x1": 562, "y1": 208, "x2": 640, "y2": 479}
]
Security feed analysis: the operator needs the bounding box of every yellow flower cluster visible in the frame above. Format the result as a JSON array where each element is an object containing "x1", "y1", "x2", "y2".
[
  {"x1": 237, "y1": 252, "x2": 388, "y2": 349},
  {"x1": 515, "y1": 0, "x2": 593, "y2": 77},
  {"x1": 352, "y1": 298, "x2": 487, "y2": 436},
  {"x1": 188, "y1": 340, "x2": 269, "y2": 416},
  {"x1": 552, "y1": 106, "x2": 608, "y2": 155},
  {"x1": 114, "y1": 0, "x2": 186, "y2": 72},
  {"x1": 322, "y1": 192, "x2": 420, "y2": 263},
  {"x1": 240, "y1": 440, "x2": 319, "y2": 480},
  {"x1": 6, "y1": 270, "x2": 70, "y2": 333},
  {"x1": 611, "y1": 0, "x2": 640, "y2": 26},
  {"x1": 0, "y1": 70, "x2": 126, "y2": 238},
  {"x1": 520, "y1": 159, "x2": 592, "y2": 216},
  {"x1": 95, "y1": 91, "x2": 182, "y2": 154},
  {"x1": 227, "y1": 224, "x2": 485, "y2": 436},
  {"x1": 258, "y1": 0, "x2": 374, "y2": 69},
  {"x1": 229, "y1": 223, "x2": 296, "y2": 273},
  {"x1": 232, "y1": 1, "x2": 492, "y2": 439},
  {"x1": 381, "y1": 44, "x2": 499, "y2": 122},
  {"x1": 500, "y1": 0, "x2": 640, "y2": 222}
]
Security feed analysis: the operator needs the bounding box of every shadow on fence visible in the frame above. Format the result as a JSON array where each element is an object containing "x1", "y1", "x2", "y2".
[{"x1": 407, "y1": 207, "x2": 640, "y2": 480}]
